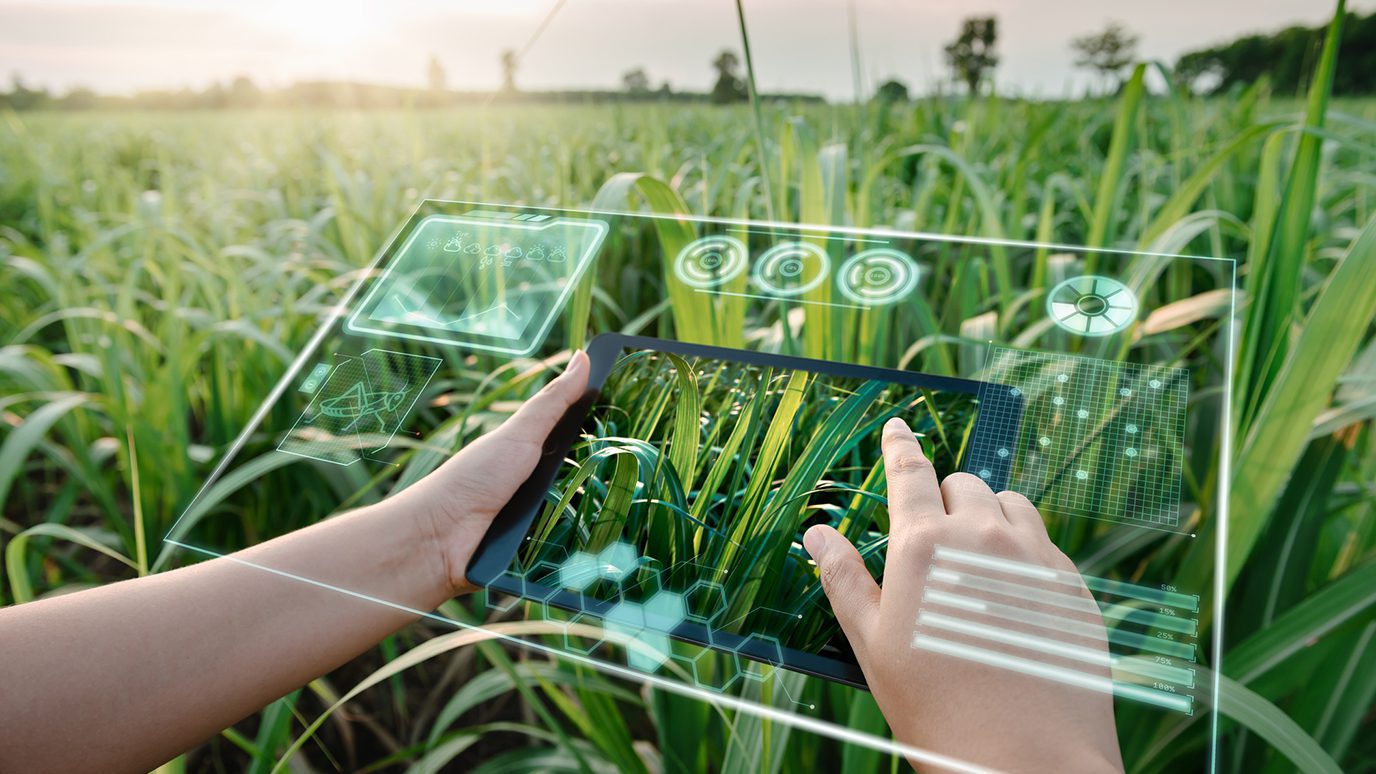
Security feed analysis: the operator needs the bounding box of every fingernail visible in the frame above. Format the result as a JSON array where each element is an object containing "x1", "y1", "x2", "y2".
[
  {"x1": 564, "y1": 349, "x2": 587, "y2": 378},
  {"x1": 884, "y1": 417, "x2": 908, "y2": 434},
  {"x1": 803, "y1": 525, "x2": 830, "y2": 561}
]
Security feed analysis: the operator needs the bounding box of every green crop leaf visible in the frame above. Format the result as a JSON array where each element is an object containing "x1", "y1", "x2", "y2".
[
  {"x1": 6, "y1": 522, "x2": 136, "y2": 604},
  {"x1": 1238, "y1": 0, "x2": 1346, "y2": 421},
  {"x1": 1228, "y1": 212, "x2": 1376, "y2": 584}
]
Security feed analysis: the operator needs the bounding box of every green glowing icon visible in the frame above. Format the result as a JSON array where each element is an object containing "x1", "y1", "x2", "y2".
[
  {"x1": 278, "y1": 349, "x2": 441, "y2": 466},
  {"x1": 1046, "y1": 275, "x2": 1138, "y2": 336},
  {"x1": 346, "y1": 214, "x2": 608, "y2": 356}
]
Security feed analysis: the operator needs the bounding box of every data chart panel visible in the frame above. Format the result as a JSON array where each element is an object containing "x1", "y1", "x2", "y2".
[{"x1": 967, "y1": 346, "x2": 1189, "y2": 530}]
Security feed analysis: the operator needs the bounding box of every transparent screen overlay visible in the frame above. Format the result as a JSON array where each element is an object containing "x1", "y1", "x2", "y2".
[{"x1": 166, "y1": 200, "x2": 1235, "y2": 772}]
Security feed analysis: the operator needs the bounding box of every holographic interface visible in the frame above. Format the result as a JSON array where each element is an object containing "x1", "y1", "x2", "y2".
[
  {"x1": 915, "y1": 545, "x2": 1200, "y2": 714},
  {"x1": 165, "y1": 200, "x2": 1235, "y2": 772},
  {"x1": 967, "y1": 346, "x2": 1189, "y2": 531},
  {"x1": 347, "y1": 212, "x2": 607, "y2": 356},
  {"x1": 278, "y1": 349, "x2": 441, "y2": 466}
]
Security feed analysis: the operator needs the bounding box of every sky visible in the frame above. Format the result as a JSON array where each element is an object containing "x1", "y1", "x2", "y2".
[{"x1": 1, "y1": 0, "x2": 1371, "y2": 100}]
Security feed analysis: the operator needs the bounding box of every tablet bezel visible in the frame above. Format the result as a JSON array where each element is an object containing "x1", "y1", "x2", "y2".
[{"x1": 466, "y1": 332, "x2": 1021, "y2": 689}]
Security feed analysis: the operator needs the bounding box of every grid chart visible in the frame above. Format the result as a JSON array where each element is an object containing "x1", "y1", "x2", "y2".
[
  {"x1": 966, "y1": 347, "x2": 1189, "y2": 529},
  {"x1": 278, "y1": 349, "x2": 441, "y2": 466}
]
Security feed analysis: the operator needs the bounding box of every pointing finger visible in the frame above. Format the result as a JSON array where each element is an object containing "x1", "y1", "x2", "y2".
[{"x1": 882, "y1": 417, "x2": 945, "y2": 534}]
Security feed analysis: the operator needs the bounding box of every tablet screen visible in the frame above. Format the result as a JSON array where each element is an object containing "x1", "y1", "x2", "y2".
[{"x1": 491, "y1": 338, "x2": 997, "y2": 685}]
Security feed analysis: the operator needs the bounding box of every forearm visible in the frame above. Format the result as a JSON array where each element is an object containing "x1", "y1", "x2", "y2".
[{"x1": 0, "y1": 500, "x2": 450, "y2": 773}]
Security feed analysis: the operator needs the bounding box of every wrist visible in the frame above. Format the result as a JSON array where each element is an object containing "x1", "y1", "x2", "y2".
[
  {"x1": 365, "y1": 494, "x2": 465, "y2": 610},
  {"x1": 389, "y1": 478, "x2": 489, "y2": 601}
]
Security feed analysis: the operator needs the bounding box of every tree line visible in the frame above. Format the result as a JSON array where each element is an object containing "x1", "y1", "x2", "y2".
[
  {"x1": 2, "y1": 9, "x2": 1373, "y2": 111},
  {"x1": 1177, "y1": 10, "x2": 1375, "y2": 96},
  {"x1": 0, "y1": 48, "x2": 810, "y2": 111},
  {"x1": 924, "y1": 10, "x2": 1375, "y2": 98}
]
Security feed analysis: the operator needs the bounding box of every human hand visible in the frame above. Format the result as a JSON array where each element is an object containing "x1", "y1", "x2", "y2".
[
  {"x1": 803, "y1": 417, "x2": 1124, "y2": 773},
  {"x1": 387, "y1": 350, "x2": 590, "y2": 599}
]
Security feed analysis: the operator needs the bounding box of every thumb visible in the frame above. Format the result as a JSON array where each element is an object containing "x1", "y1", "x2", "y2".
[
  {"x1": 804, "y1": 524, "x2": 881, "y2": 649},
  {"x1": 492, "y1": 349, "x2": 590, "y2": 447}
]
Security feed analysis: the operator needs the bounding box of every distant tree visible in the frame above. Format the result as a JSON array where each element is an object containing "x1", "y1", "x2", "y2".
[
  {"x1": 943, "y1": 17, "x2": 999, "y2": 95},
  {"x1": 427, "y1": 55, "x2": 447, "y2": 92},
  {"x1": 227, "y1": 76, "x2": 261, "y2": 108},
  {"x1": 57, "y1": 86, "x2": 98, "y2": 110},
  {"x1": 3, "y1": 73, "x2": 50, "y2": 111},
  {"x1": 1071, "y1": 22, "x2": 1139, "y2": 94},
  {"x1": 622, "y1": 67, "x2": 651, "y2": 95},
  {"x1": 500, "y1": 50, "x2": 518, "y2": 92},
  {"x1": 875, "y1": 78, "x2": 910, "y2": 102},
  {"x1": 658, "y1": 80, "x2": 673, "y2": 97},
  {"x1": 710, "y1": 49, "x2": 747, "y2": 104}
]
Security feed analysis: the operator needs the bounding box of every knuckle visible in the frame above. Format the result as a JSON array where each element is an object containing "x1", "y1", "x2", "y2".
[
  {"x1": 888, "y1": 452, "x2": 933, "y2": 476},
  {"x1": 975, "y1": 520, "x2": 1015, "y2": 550},
  {"x1": 943, "y1": 472, "x2": 992, "y2": 494},
  {"x1": 995, "y1": 489, "x2": 1033, "y2": 509},
  {"x1": 820, "y1": 558, "x2": 858, "y2": 598},
  {"x1": 819, "y1": 562, "x2": 844, "y2": 596}
]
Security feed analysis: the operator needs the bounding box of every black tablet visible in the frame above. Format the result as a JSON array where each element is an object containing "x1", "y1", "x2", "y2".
[{"x1": 466, "y1": 333, "x2": 1019, "y2": 689}]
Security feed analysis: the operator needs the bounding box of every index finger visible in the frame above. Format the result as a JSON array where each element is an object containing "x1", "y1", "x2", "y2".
[{"x1": 882, "y1": 417, "x2": 946, "y2": 533}]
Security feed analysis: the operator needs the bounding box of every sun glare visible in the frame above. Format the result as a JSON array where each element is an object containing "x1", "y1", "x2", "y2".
[{"x1": 264, "y1": 0, "x2": 380, "y2": 47}]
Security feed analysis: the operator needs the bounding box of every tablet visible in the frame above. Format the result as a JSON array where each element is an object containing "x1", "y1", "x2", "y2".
[{"x1": 467, "y1": 333, "x2": 1019, "y2": 688}]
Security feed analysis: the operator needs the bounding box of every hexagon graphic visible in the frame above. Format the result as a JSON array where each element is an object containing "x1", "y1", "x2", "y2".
[
  {"x1": 627, "y1": 630, "x2": 671, "y2": 672},
  {"x1": 596, "y1": 542, "x2": 639, "y2": 582},
  {"x1": 523, "y1": 560, "x2": 565, "y2": 602},
  {"x1": 683, "y1": 646, "x2": 743, "y2": 691},
  {"x1": 643, "y1": 590, "x2": 687, "y2": 633},
  {"x1": 747, "y1": 633, "x2": 785, "y2": 664},
  {"x1": 684, "y1": 579, "x2": 729, "y2": 623},
  {"x1": 738, "y1": 634, "x2": 785, "y2": 682},
  {"x1": 604, "y1": 599, "x2": 647, "y2": 631},
  {"x1": 558, "y1": 551, "x2": 600, "y2": 591},
  {"x1": 562, "y1": 611, "x2": 606, "y2": 656}
]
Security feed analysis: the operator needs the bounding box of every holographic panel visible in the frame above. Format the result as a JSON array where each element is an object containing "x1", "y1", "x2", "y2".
[
  {"x1": 346, "y1": 214, "x2": 608, "y2": 356},
  {"x1": 967, "y1": 346, "x2": 1189, "y2": 530},
  {"x1": 277, "y1": 349, "x2": 441, "y2": 466},
  {"x1": 913, "y1": 545, "x2": 1199, "y2": 714}
]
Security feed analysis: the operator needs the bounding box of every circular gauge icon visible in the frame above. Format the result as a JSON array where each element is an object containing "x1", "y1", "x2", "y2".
[
  {"x1": 1046, "y1": 275, "x2": 1138, "y2": 336},
  {"x1": 837, "y1": 248, "x2": 921, "y2": 305},
  {"x1": 752, "y1": 241, "x2": 830, "y2": 297},
  {"x1": 674, "y1": 235, "x2": 749, "y2": 289}
]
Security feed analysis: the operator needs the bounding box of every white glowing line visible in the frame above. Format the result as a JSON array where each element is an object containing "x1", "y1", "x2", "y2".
[
  {"x1": 916, "y1": 611, "x2": 1193, "y2": 688},
  {"x1": 697, "y1": 288, "x2": 870, "y2": 311},
  {"x1": 923, "y1": 589, "x2": 987, "y2": 613},
  {"x1": 923, "y1": 589, "x2": 1100, "y2": 639},
  {"x1": 921, "y1": 589, "x2": 1197, "y2": 665},
  {"x1": 168, "y1": 539, "x2": 997, "y2": 774},
  {"x1": 929, "y1": 567, "x2": 962, "y2": 584},
  {"x1": 934, "y1": 546, "x2": 1062, "y2": 581},
  {"x1": 933, "y1": 546, "x2": 1198, "y2": 612},
  {"x1": 480, "y1": 198, "x2": 1229, "y2": 264},
  {"x1": 927, "y1": 568, "x2": 1100, "y2": 615},
  {"x1": 911, "y1": 634, "x2": 1193, "y2": 714},
  {"x1": 919, "y1": 611, "x2": 1113, "y2": 667}
]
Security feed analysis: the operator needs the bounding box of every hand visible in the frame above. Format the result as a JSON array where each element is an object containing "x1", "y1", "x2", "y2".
[
  {"x1": 804, "y1": 417, "x2": 1124, "y2": 773},
  {"x1": 388, "y1": 350, "x2": 590, "y2": 599}
]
